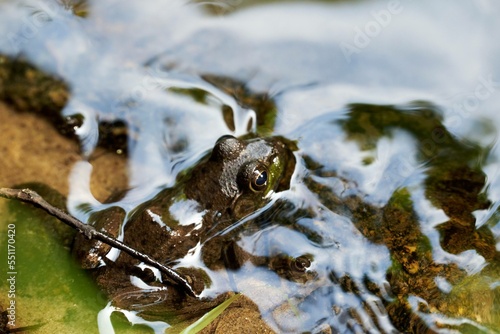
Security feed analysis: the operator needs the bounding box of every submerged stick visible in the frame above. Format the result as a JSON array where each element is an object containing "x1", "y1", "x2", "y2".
[{"x1": 0, "y1": 188, "x2": 197, "y2": 298}]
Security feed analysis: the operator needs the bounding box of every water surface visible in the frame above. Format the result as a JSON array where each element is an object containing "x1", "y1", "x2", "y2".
[{"x1": 1, "y1": 0, "x2": 500, "y2": 333}]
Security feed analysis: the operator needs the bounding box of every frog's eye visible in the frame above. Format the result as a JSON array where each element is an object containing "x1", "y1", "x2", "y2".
[{"x1": 250, "y1": 166, "x2": 268, "y2": 192}]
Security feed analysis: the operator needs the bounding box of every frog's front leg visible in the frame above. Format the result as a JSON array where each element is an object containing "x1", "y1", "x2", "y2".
[
  {"x1": 73, "y1": 206, "x2": 126, "y2": 269},
  {"x1": 202, "y1": 237, "x2": 315, "y2": 284}
]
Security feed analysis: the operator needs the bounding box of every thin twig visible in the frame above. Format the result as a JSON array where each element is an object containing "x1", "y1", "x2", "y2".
[{"x1": 0, "y1": 188, "x2": 197, "y2": 297}]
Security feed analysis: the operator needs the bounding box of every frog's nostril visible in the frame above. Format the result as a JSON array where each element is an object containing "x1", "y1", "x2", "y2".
[
  {"x1": 211, "y1": 135, "x2": 242, "y2": 161},
  {"x1": 215, "y1": 134, "x2": 236, "y2": 145}
]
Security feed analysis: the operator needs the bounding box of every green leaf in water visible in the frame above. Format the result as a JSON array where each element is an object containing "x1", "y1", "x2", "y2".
[
  {"x1": 180, "y1": 294, "x2": 241, "y2": 334},
  {"x1": 0, "y1": 191, "x2": 108, "y2": 333}
]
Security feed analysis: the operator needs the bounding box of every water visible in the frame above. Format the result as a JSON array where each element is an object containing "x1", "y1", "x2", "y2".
[{"x1": 1, "y1": 0, "x2": 500, "y2": 332}]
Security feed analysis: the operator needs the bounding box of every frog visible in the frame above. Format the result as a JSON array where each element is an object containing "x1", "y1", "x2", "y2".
[{"x1": 72, "y1": 134, "x2": 307, "y2": 320}]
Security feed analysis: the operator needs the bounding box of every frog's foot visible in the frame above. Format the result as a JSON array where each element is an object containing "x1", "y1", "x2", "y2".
[
  {"x1": 110, "y1": 287, "x2": 232, "y2": 321},
  {"x1": 268, "y1": 253, "x2": 317, "y2": 284}
]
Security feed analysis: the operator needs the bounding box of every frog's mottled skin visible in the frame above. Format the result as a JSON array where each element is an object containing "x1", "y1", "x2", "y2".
[{"x1": 73, "y1": 135, "x2": 298, "y2": 317}]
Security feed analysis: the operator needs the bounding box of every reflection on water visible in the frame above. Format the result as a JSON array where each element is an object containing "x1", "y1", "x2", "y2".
[{"x1": 1, "y1": 0, "x2": 500, "y2": 332}]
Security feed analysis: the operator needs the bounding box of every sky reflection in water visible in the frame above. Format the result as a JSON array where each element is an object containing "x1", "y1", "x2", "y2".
[{"x1": 1, "y1": 0, "x2": 500, "y2": 332}]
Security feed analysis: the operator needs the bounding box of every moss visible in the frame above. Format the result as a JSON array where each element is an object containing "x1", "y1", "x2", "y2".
[
  {"x1": 169, "y1": 87, "x2": 210, "y2": 103},
  {"x1": 387, "y1": 188, "x2": 413, "y2": 212},
  {"x1": 203, "y1": 75, "x2": 278, "y2": 136},
  {"x1": 0, "y1": 55, "x2": 71, "y2": 135}
]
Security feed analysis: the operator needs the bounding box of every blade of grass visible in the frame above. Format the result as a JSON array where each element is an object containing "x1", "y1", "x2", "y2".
[{"x1": 180, "y1": 294, "x2": 241, "y2": 334}]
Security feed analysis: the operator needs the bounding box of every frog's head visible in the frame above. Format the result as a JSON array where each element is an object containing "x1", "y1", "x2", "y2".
[{"x1": 186, "y1": 135, "x2": 296, "y2": 220}]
